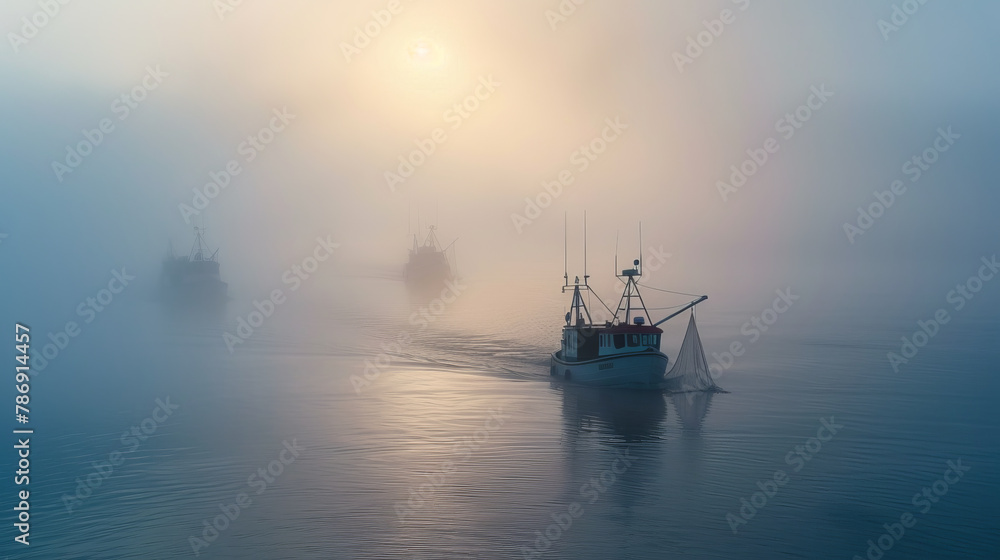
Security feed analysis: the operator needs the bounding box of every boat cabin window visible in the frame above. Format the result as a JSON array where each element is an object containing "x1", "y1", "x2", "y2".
[
  {"x1": 628, "y1": 334, "x2": 639, "y2": 347},
  {"x1": 613, "y1": 334, "x2": 625, "y2": 349}
]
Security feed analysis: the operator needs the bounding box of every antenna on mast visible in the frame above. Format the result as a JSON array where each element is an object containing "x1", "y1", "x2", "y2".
[
  {"x1": 583, "y1": 211, "x2": 588, "y2": 285},
  {"x1": 563, "y1": 212, "x2": 568, "y2": 287},
  {"x1": 614, "y1": 230, "x2": 619, "y2": 276},
  {"x1": 638, "y1": 222, "x2": 642, "y2": 277}
]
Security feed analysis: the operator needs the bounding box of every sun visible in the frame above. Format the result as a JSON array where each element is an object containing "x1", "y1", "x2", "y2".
[
  {"x1": 413, "y1": 42, "x2": 432, "y2": 58},
  {"x1": 397, "y1": 35, "x2": 459, "y2": 95},
  {"x1": 407, "y1": 38, "x2": 446, "y2": 68}
]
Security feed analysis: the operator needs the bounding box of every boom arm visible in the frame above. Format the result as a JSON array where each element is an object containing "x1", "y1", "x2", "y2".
[{"x1": 652, "y1": 295, "x2": 708, "y2": 327}]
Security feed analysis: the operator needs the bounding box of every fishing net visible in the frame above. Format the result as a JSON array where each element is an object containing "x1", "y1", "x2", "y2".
[{"x1": 665, "y1": 313, "x2": 718, "y2": 392}]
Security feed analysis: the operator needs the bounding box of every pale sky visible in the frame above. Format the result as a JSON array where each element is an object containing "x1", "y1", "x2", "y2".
[{"x1": 3, "y1": 0, "x2": 998, "y2": 311}]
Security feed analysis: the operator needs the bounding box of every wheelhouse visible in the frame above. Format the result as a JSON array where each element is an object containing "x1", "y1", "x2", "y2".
[
  {"x1": 598, "y1": 326, "x2": 663, "y2": 354},
  {"x1": 560, "y1": 323, "x2": 663, "y2": 362}
]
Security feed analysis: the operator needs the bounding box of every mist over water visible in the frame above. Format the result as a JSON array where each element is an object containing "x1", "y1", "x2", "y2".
[{"x1": 3, "y1": 1, "x2": 1000, "y2": 558}]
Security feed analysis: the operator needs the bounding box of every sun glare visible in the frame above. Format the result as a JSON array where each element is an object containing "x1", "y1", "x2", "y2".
[{"x1": 407, "y1": 38, "x2": 445, "y2": 67}]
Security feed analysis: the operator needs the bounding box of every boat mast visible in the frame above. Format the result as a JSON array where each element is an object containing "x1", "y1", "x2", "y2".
[
  {"x1": 613, "y1": 263, "x2": 647, "y2": 325},
  {"x1": 190, "y1": 226, "x2": 206, "y2": 261},
  {"x1": 612, "y1": 223, "x2": 653, "y2": 326},
  {"x1": 424, "y1": 224, "x2": 439, "y2": 249},
  {"x1": 569, "y1": 277, "x2": 592, "y2": 326},
  {"x1": 562, "y1": 213, "x2": 593, "y2": 327},
  {"x1": 583, "y1": 211, "x2": 589, "y2": 286},
  {"x1": 564, "y1": 212, "x2": 568, "y2": 287}
]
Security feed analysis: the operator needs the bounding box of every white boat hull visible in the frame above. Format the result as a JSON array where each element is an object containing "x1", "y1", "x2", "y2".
[{"x1": 550, "y1": 351, "x2": 669, "y2": 388}]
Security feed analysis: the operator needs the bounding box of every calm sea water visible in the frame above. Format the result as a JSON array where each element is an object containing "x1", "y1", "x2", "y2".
[{"x1": 8, "y1": 274, "x2": 999, "y2": 559}]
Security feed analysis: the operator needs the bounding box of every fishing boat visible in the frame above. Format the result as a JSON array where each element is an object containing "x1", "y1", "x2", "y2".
[
  {"x1": 550, "y1": 220, "x2": 712, "y2": 390},
  {"x1": 159, "y1": 227, "x2": 228, "y2": 306},
  {"x1": 404, "y1": 224, "x2": 456, "y2": 294}
]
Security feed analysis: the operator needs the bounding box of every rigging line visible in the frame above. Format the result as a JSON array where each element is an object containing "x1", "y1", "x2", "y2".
[
  {"x1": 645, "y1": 303, "x2": 691, "y2": 311},
  {"x1": 636, "y1": 283, "x2": 702, "y2": 298},
  {"x1": 589, "y1": 289, "x2": 614, "y2": 316}
]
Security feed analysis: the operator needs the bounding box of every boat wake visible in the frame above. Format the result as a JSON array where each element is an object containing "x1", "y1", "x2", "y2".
[{"x1": 394, "y1": 328, "x2": 552, "y2": 382}]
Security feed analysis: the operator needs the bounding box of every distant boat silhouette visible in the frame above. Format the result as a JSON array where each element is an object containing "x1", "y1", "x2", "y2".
[
  {"x1": 404, "y1": 224, "x2": 455, "y2": 294},
  {"x1": 159, "y1": 227, "x2": 228, "y2": 306}
]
